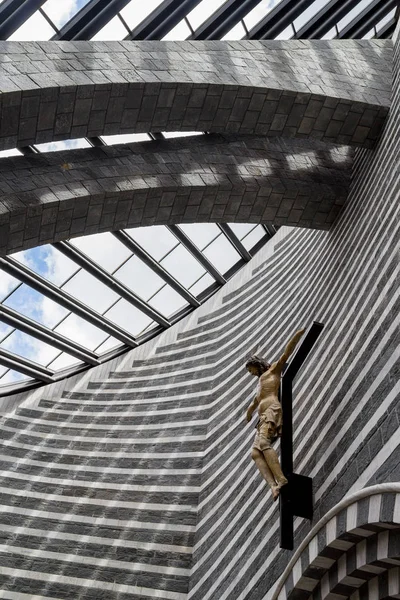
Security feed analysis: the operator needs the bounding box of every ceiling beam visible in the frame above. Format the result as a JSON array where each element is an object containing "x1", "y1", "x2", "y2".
[
  {"x1": 0, "y1": 346, "x2": 54, "y2": 383},
  {"x1": 338, "y1": 0, "x2": 397, "y2": 38},
  {"x1": 376, "y1": 15, "x2": 397, "y2": 37},
  {"x1": 167, "y1": 225, "x2": 226, "y2": 285},
  {"x1": 217, "y1": 224, "x2": 252, "y2": 262},
  {"x1": 113, "y1": 231, "x2": 200, "y2": 308},
  {"x1": 54, "y1": 241, "x2": 170, "y2": 329},
  {"x1": 0, "y1": 0, "x2": 46, "y2": 39},
  {"x1": 0, "y1": 257, "x2": 138, "y2": 349},
  {"x1": 294, "y1": 0, "x2": 362, "y2": 39},
  {"x1": 53, "y1": 0, "x2": 131, "y2": 41},
  {"x1": 246, "y1": 0, "x2": 312, "y2": 39},
  {"x1": 0, "y1": 304, "x2": 100, "y2": 366},
  {"x1": 126, "y1": 0, "x2": 201, "y2": 40}
]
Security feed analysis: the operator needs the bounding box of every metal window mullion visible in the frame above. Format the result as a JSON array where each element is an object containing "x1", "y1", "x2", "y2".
[
  {"x1": 0, "y1": 304, "x2": 100, "y2": 366},
  {"x1": 167, "y1": 225, "x2": 226, "y2": 285},
  {"x1": 217, "y1": 224, "x2": 252, "y2": 262},
  {"x1": 113, "y1": 231, "x2": 200, "y2": 308},
  {"x1": 337, "y1": 0, "x2": 397, "y2": 38},
  {"x1": 0, "y1": 347, "x2": 55, "y2": 384},
  {"x1": 0, "y1": 257, "x2": 138, "y2": 348},
  {"x1": 375, "y1": 16, "x2": 397, "y2": 37},
  {"x1": 53, "y1": 241, "x2": 170, "y2": 328}
]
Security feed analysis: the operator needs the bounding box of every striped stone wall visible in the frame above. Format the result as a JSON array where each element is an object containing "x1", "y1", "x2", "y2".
[{"x1": 0, "y1": 33, "x2": 398, "y2": 600}]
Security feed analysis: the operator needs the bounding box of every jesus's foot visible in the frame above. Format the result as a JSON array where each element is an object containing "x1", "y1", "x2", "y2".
[{"x1": 271, "y1": 478, "x2": 288, "y2": 502}]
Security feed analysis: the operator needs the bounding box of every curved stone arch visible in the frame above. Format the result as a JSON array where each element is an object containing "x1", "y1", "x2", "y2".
[
  {"x1": 273, "y1": 485, "x2": 400, "y2": 600},
  {"x1": 0, "y1": 134, "x2": 353, "y2": 255},
  {"x1": 0, "y1": 40, "x2": 391, "y2": 152},
  {"x1": 311, "y1": 531, "x2": 400, "y2": 600},
  {"x1": 349, "y1": 568, "x2": 400, "y2": 600}
]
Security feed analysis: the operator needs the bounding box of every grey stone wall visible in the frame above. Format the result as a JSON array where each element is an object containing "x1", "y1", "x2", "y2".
[
  {"x1": 0, "y1": 35, "x2": 398, "y2": 599},
  {"x1": 0, "y1": 40, "x2": 391, "y2": 151},
  {"x1": 0, "y1": 134, "x2": 353, "y2": 255}
]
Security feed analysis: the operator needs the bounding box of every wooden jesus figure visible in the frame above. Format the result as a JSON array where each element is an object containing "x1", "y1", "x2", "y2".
[{"x1": 245, "y1": 329, "x2": 305, "y2": 501}]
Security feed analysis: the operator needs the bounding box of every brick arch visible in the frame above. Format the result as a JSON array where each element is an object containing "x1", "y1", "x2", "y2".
[
  {"x1": 273, "y1": 486, "x2": 400, "y2": 600},
  {"x1": 0, "y1": 134, "x2": 353, "y2": 256},
  {"x1": 0, "y1": 40, "x2": 391, "y2": 152}
]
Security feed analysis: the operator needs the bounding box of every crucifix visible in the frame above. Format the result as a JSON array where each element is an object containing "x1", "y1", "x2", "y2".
[{"x1": 245, "y1": 322, "x2": 324, "y2": 551}]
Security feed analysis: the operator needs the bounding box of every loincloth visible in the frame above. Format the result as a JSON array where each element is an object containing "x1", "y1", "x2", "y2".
[{"x1": 252, "y1": 403, "x2": 282, "y2": 452}]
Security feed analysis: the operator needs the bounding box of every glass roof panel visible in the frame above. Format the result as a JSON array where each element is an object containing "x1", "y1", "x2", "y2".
[
  {"x1": 54, "y1": 313, "x2": 108, "y2": 351},
  {"x1": 0, "y1": 370, "x2": 29, "y2": 385},
  {"x1": 0, "y1": 330, "x2": 60, "y2": 367},
  {"x1": 62, "y1": 270, "x2": 120, "y2": 314},
  {"x1": 179, "y1": 223, "x2": 220, "y2": 250},
  {"x1": 94, "y1": 336, "x2": 120, "y2": 355},
  {"x1": 162, "y1": 19, "x2": 192, "y2": 40},
  {"x1": 222, "y1": 21, "x2": 246, "y2": 40},
  {"x1": 0, "y1": 323, "x2": 13, "y2": 343},
  {"x1": 104, "y1": 299, "x2": 154, "y2": 336},
  {"x1": 148, "y1": 285, "x2": 187, "y2": 317},
  {"x1": 293, "y1": 0, "x2": 331, "y2": 32},
  {"x1": 241, "y1": 225, "x2": 265, "y2": 251},
  {"x1": 189, "y1": 272, "x2": 215, "y2": 296},
  {"x1": 35, "y1": 139, "x2": 91, "y2": 152},
  {"x1": 120, "y1": 0, "x2": 165, "y2": 31},
  {"x1": 3, "y1": 285, "x2": 68, "y2": 329},
  {"x1": 275, "y1": 24, "x2": 294, "y2": 39},
  {"x1": 163, "y1": 132, "x2": 203, "y2": 138},
  {"x1": 243, "y1": 0, "x2": 280, "y2": 31},
  {"x1": 42, "y1": 0, "x2": 92, "y2": 30},
  {"x1": 228, "y1": 223, "x2": 255, "y2": 240},
  {"x1": 203, "y1": 234, "x2": 241, "y2": 273},
  {"x1": 113, "y1": 255, "x2": 165, "y2": 300},
  {"x1": 187, "y1": 0, "x2": 227, "y2": 31},
  {"x1": 101, "y1": 134, "x2": 151, "y2": 145},
  {"x1": 160, "y1": 244, "x2": 206, "y2": 288},
  {"x1": 0, "y1": 272, "x2": 20, "y2": 302},
  {"x1": 47, "y1": 352, "x2": 82, "y2": 372},
  {"x1": 92, "y1": 14, "x2": 129, "y2": 40},
  {"x1": 0, "y1": 149, "x2": 21, "y2": 158},
  {"x1": 70, "y1": 233, "x2": 132, "y2": 274},
  {"x1": 13, "y1": 246, "x2": 79, "y2": 287},
  {"x1": 322, "y1": 26, "x2": 337, "y2": 39},
  {"x1": 126, "y1": 226, "x2": 178, "y2": 260},
  {"x1": 8, "y1": 11, "x2": 56, "y2": 40}
]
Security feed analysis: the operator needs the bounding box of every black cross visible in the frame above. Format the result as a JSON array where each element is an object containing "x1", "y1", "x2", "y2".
[{"x1": 279, "y1": 321, "x2": 324, "y2": 550}]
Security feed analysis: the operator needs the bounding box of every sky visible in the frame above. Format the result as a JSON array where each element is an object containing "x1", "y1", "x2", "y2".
[{"x1": 0, "y1": 0, "x2": 394, "y2": 386}]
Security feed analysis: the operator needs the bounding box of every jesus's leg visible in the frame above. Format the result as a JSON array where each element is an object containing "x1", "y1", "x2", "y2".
[
  {"x1": 262, "y1": 448, "x2": 288, "y2": 500},
  {"x1": 251, "y1": 448, "x2": 279, "y2": 500}
]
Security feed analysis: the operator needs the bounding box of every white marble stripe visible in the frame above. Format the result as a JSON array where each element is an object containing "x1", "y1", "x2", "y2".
[
  {"x1": 0, "y1": 592, "x2": 59, "y2": 600},
  {"x1": 0, "y1": 454, "x2": 201, "y2": 475},
  {"x1": 368, "y1": 495, "x2": 382, "y2": 524},
  {"x1": 0, "y1": 523, "x2": 193, "y2": 554},
  {"x1": 0, "y1": 486, "x2": 196, "y2": 512},
  {"x1": 0, "y1": 424, "x2": 205, "y2": 443},
  {"x1": 26, "y1": 404, "x2": 211, "y2": 416},
  {"x1": 347, "y1": 503, "x2": 358, "y2": 531},
  {"x1": 395, "y1": 494, "x2": 400, "y2": 525},
  {"x1": 0, "y1": 504, "x2": 195, "y2": 532},
  {"x1": 0, "y1": 470, "x2": 200, "y2": 493},
  {"x1": 377, "y1": 531, "x2": 389, "y2": 561},
  {"x1": 293, "y1": 239, "x2": 399, "y2": 452},
  {"x1": 317, "y1": 383, "x2": 400, "y2": 500},
  {"x1": 0, "y1": 566, "x2": 187, "y2": 600},
  {"x1": 388, "y1": 567, "x2": 400, "y2": 596},
  {"x1": 0, "y1": 543, "x2": 190, "y2": 577},
  {"x1": 2, "y1": 415, "x2": 208, "y2": 430},
  {"x1": 0, "y1": 438, "x2": 203, "y2": 459},
  {"x1": 357, "y1": 540, "x2": 367, "y2": 569}
]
